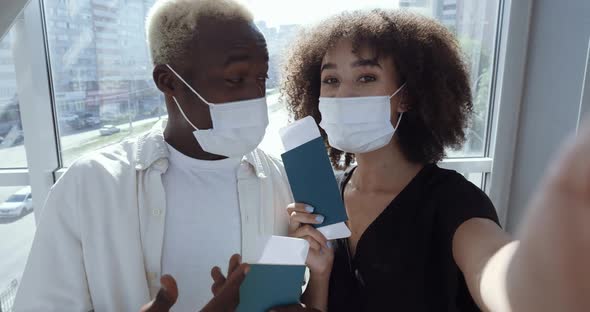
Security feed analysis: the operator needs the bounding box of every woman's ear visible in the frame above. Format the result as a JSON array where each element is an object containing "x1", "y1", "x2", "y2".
[
  {"x1": 395, "y1": 90, "x2": 410, "y2": 113},
  {"x1": 398, "y1": 100, "x2": 410, "y2": 113}
]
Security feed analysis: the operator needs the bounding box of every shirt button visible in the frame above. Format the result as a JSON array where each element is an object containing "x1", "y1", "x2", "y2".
[{"x1": 152, "y1": 209, "x2": 162, "y2": 216}]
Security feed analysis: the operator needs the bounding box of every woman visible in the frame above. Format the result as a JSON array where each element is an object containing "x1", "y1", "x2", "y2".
[{"x1": 281, "y1": 9, "x2": 515, "y2": 311}]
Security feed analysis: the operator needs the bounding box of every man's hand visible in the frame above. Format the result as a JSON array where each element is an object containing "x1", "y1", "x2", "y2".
[
  {"x1": 140, "y1": 275, "x2": 178, "y2": 312},
  {"x1": 210, "y1": 254, "x2": 244, "y2": 297},
  {"x1": 139, "y1": 254, "x2": 248, "y2": 312},
  {"x1": 201, "y1": 254, "x2": 250, "y2": 312}
]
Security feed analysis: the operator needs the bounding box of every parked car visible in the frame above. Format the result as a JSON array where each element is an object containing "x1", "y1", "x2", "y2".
[
  {"x1": 85, "y1": 116, "x2": 102, "y2": 127},
  {"x1": 0, "y1": 187, "x2": 33, "y2": 219},
  {"x1": 65, "y1": 113, "x2": 101, "y2": 130},
  {"x1": 99, "y1": 124, "x2": 121, "y2": 136},
  {"x1": 59, "y1": 113, "x2": 78, "y2": 123}
]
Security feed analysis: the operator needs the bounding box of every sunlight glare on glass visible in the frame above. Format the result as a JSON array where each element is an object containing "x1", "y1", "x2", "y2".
[{"x1": 236, "y1": 0, "x2": 400, "y2": 27}]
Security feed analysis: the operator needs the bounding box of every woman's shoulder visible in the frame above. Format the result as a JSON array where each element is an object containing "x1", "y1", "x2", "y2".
[
  {"x1": 427, "y1": 165, "x2": 488, "y2": 199},
  {"x1": 426, "y1": 164, "x2": 499, "y2": 225}
]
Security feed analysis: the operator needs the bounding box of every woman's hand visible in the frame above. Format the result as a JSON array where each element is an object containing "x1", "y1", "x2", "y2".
[
  {"x1": 478, "y1": 117, "x2": 590, "y2": 311},
  {"x1": 504, "y1": 117, "x2": 590, "y2": 311},
  {"x1": 287, "y1": 203, "x2": 334, "y2": 276}
]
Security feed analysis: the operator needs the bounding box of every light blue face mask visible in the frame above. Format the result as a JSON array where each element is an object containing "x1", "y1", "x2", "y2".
[
  {"x1": 166, "y1": 64, "x2": 269, "y2": 158},
  {"x1": 318, "y1": 83, "x2": 406, "y2": 153}
]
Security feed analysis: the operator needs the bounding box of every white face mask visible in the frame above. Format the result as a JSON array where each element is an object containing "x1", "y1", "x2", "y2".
[
  {"x1": 166, "y1": 64, "x2": 268, "y2": 158},
  {"x1": 318, "y1": 83, "x2": 406, "y2": 153}
]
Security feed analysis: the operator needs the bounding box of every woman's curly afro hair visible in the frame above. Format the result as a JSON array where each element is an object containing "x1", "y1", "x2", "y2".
[{"x1": 281, "y1": 9, "x2": 473, "y2": 169}]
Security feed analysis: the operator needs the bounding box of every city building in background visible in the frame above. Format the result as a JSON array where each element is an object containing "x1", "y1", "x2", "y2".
[
  {"x1": 0, "y1": 30, "x2": 23, "y2": 150},
  {"x1": 44, "y1": 0, "x2": 161, "y2": 134}
]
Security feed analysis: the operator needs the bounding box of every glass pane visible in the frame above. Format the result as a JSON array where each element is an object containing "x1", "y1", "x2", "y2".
[
  {"x1": 44, "y1": 0, "x2": 166, "y2": 166},
  {"x1": 0, "y1": 28, "x2": 27, "y2": 168},
  {"x1": 45, "y1": 0, "x2": 499, "y2": 161},
  {"x1": 0, "y1": 186, "x2": 35, "y2": 312},
  {"x1": 465, "y1": 172, "x2": 484, "y2": 189},
  {"x1": 437, "y1": 1, "x2": 499, "y2": 157}
]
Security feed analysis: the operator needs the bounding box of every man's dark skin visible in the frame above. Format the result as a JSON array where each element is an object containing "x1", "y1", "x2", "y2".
[
  {"x1": 154, "y1": 15, "x2": 269, "y2": 161},
  {"x1": 141, "y1": 16, "x2": 318, "y2": 312}
]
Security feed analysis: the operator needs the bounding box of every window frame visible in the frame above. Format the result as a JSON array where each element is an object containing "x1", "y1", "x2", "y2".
[{"x1": 486, "y1": 0, "x2": 534, "y2": 225}]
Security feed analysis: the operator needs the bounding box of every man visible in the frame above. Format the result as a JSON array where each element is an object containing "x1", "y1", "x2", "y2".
[{"x1": 15, "y1": 0, "x2": 299, "y2": 310}]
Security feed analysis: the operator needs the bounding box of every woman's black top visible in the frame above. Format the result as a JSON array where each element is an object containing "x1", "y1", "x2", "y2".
[{"x1": 327, "y1": 164, "x2": 499, "y2": 311}]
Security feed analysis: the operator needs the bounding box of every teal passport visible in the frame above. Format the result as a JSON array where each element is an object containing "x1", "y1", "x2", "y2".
[
  {"x1": 236, "y1": 264, "x2": 306, "y2": 312},
  {"x1": 280, "y1": 136, "x2": 348, "y2": 228}
]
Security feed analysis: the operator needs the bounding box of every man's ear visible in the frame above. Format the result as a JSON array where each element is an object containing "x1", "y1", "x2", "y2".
[{"x1": 153, "y1": 64, "x2": 176, "y2": 96}]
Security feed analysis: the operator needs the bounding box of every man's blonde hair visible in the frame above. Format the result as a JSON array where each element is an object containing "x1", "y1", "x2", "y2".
[{"x1": 146, "y1": 0, "x2": 253, "y2": 65}]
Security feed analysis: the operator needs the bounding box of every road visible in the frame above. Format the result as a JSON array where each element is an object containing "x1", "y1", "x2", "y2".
[
  {"x1": 0, "y1": 116, "x2": 163, "y2": 168},
  {"x1": 0, "y1": 213, "x2": 34, "y2": 292}
]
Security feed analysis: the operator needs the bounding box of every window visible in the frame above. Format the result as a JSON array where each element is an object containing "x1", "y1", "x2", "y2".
[
  {"x1": 0, "y1": 29, "x2": 27, "y2": 169},
  {"x1": 43, "y1": 0, "x2": 500, "y2": 169},
  {"x1": 45, "y1": 0, "x2": 165, "y2": 166}
]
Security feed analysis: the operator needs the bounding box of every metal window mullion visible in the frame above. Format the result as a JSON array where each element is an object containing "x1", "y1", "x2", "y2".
[
  {"x1": 487, "y1": 0, "x2": 534, "y2": 226},
  {"x1": 439, "y1": 157, "x2": 493, "y2": 173},
  {"x1": 12, "y1": 0, "x2": 60, "y2": 221}
]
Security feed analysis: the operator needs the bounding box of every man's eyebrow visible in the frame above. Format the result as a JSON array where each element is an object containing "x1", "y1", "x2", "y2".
[
  {"x1": 321, "y1": 63, "x2": 336, "y2": 72},
  {"x1": 224, "y1": 54, "x2": 251, "y2": 66},
  {"x1": 351, "y1": 58, "x2": 382, "y2": 68},
  {"x1": 223, "y1": 49, "x2": 269, "y2": 66}
]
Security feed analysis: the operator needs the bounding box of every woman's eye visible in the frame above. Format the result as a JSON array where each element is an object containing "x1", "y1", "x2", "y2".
[
  {"x1": 322, "y1": 77, "x2": 339, "y2": 84},
  {"x1": 359, "y1": 75, "x2": 376, "y2": 83},
  {"x1": 257, "y1": 74, "x2": 269, "y2": 82}
]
